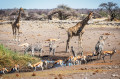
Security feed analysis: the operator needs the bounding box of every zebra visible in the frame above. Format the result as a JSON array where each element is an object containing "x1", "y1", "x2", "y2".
[
  {"x1": 95, "y1": 36, "x2": 108, "y2": 59},
  {"x1": 24, "y1": 43, "x2": 43, "y2": 56}
]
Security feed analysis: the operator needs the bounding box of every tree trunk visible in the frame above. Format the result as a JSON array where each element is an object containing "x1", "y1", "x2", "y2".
[{"x1": 110, "y1": 13, "x2": 115, "y2": 21}]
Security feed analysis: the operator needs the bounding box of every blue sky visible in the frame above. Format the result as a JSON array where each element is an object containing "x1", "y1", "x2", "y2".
[{"x1": 0, "y1": 0, "x2": 120, "y2": 9}]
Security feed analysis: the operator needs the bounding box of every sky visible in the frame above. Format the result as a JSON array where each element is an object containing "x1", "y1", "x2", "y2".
[{"x1": 0, "y1": 0, "x2": 120, "y2": 9}]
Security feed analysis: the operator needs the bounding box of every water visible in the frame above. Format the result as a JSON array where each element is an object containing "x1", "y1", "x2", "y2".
[{"x1": 43, "y1": 60, "x2": 73, "y2": 68}]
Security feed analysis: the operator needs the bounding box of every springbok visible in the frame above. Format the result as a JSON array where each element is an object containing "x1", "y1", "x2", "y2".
[
  {"x1": 9, "y1": 64, "x2": 20, "y2": 73},
  {"x1": 54, "y1": 60, "x2": 64, "y2": 66},
  {"x1": 102, "y1": 48, "x2": 116, "y2": 62},
  {"x1": 0, "y1": 68, "x2": 8, "y2": 74},
  {"x1": 28, "y1": 61, "x2": 44, "y2": 71}
]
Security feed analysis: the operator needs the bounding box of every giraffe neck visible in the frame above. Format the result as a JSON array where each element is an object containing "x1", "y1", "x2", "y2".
[
  {"x1": 81, "y1": 15, "x2": 90, "y2": 27},
  {"x1": 77, "y1": 14, "x2": 90, "y2": 30},
  {"x1": 15, "y1": 9, "x2": 21, "y2": 23}
]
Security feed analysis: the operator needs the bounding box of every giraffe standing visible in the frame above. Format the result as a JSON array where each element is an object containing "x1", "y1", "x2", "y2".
[
  {"x1": 66, "y1": 12, "x2": 93, "y2": 53},
  {"x1": 11, "y1": 8, "x2": 24, "y2": 41}
]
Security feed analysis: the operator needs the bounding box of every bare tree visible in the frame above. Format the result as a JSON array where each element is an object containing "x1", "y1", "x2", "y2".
[{"x1": 99, "y1": 2, "x2": 119, "y2": 21}]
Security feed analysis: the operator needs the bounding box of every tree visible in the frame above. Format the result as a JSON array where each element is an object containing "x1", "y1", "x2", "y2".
[
  {"x1": 48, "y1": 4, "x2": 78, "y2": 20},
  {"x1": 99, "y1": 2, "x2": 119, "y2": 21}
]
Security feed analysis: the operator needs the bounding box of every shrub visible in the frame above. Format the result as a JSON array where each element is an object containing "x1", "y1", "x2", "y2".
[
  {"x1": 0, "y1": 44, "x2": 40, "y2": 69},
  {"x1": 48, "y1": 4, "x2": 78, "y2": 20}
]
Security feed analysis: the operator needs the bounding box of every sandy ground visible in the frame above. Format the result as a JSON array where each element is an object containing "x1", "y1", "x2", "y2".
[{"x1": 0, "y1": 20, "x2": 120, "y2": 79}]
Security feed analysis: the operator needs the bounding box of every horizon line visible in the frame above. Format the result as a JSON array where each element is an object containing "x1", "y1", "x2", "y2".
[{"x1": 0, "y1": 7, "x2": 100, "y2": 10}]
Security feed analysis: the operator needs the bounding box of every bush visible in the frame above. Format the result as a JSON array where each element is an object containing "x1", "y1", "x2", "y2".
[
  {"x1": 48, "y1": 4, "x2": 78, "y2": 20},
  {"x1": 0, "y1": 44, "x2": 40, "y2": 69}
]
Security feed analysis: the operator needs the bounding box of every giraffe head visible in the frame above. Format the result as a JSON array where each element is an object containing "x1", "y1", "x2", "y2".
[
  {"x1": 88, "y1": 11, "x2": 93, "y2": 19},
  {"x1": 20, "y1": 7, "x2": 24, "y2": 13}
]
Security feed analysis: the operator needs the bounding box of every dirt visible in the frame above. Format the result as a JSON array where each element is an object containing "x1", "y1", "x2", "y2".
[{"x1": 0, "y1": 20, "x2": 120, "y2": 79}]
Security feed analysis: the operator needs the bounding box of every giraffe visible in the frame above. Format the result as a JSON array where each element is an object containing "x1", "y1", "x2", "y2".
[
  {"x1": 66, "y1": 12, "x2": 93, "y2": 53},
  {"x1": 11, "y1": 8, "x2": 24, "y2": 41}
]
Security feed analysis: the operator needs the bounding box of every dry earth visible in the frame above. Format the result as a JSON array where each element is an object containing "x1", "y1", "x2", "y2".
[{"x1": 0, "y1": 20, "x2": 120, "y2": 79}]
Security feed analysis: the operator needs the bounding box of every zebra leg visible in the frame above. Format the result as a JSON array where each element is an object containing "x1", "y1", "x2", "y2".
[
  {"x1": 31, "y1": 47, "x2": 34, "y2": 56},
  {"x1": 49, "y1": 48, "x2": 52, "y2": 55},
  {"x1": 110, "y1": 55, "x2": 112, "y2": 62},
  {"x1": 102, "y1": 55, "x2": 106, "y2": 63},
  {"x1": 41, "y1": 65, "x2": 44, "y2": 70},
  {"x1": 53, "y1": 48, "x2": 56, "y2": 55},
  {"x1": 39, "y1": 48, "x2": 42, "y2": 57}
]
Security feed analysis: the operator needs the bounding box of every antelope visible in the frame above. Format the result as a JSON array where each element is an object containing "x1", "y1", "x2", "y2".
[
  {"x1": 71, "y1": 56, "x2": 79, "y2": 65},
  {"x1": 102, "y1": 48, "x2": 116, "y2": 62},
  {"x1": 9, "y1": 64, "x2": 20, "y2": 73},
  {"x1": 45, "y1": 38, "x2": 60, "y2": 41},
  {"x1": 28, "y1": 61, "x2": 44, "y2": 71},
  {"x1": 43, "y1": 60, "x2": 48, "y2": 69},
  {"x1": 54, "y1": 60, "x2": 64, "y2": 66},
  {"x1": 64, "y1": 56, "x2": 74, "y2": 66},
  {"x1": 86, "y1": 52, "x2": 96, "y2": 61},
  {"x1": 67, "y1": 56, "x2": 74, "y2": 62},
  {"x1": 76, "y1": 55, "x2": 87, "y2": 65},
  {"x1": 68, "y1": 55, "x2": 87, "y2": 65},
  {"x1": 0, "y1": 68, "x2": 8, "y2": 74},
  {"x1": 18, "y1": 43, "x2": 29, "y2": 47}
]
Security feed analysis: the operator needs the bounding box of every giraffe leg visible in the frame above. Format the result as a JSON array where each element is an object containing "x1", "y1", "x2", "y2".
[
  {"x1": 78, "y1": 33, "x2": 83, "y2": 54},
  {"x1": 17, "y1": 27, "x2": 20, "y2": 42},
  {"x1": 12, "y1": 26, "x2": 14, "y2": 35},
  {"x1": 66, "y1": 36, "x2": 71, "y2": 53},
  {"x1": 14, "y1": 27, "x2": 17, "y2": 41},
  {"x1": 12, "y1": 26, "x2": 15, "y2": 41}
]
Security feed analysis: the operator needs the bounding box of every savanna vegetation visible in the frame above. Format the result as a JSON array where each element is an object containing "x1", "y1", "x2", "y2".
[
  {"x1": 0, "y1": 44, "x2": 40, "y2": 69},
  {"x1": 0, "y1": 2, "x2": 119, "y2": 21}
]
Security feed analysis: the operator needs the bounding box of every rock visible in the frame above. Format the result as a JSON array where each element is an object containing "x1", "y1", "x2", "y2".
[
  {"x1": 81, "y1": 68, "x2": 85, "y2": 70},
  {"x1": 93, "y1": 72, "x2": 96, "y2": 75},
  {"x1": 108, "y1": 44, "x2": 111, "y2": 46},
  {"x1": 95, "y1": 70, "x2": 99, "y2": 73},
  {"x1": 84, "y1": 77, "x2": 88, "y2": 79},
  {"x1": 101, "y1": 66, "x2": 106, "y2": 69},
  {"x1": 111, "y1": 74, "x2": 119, "y2": 77},
  {"x1": 113, "y1": 65, "x2": 119, "y2": 69},
  {"x1": 108, "y1": 66, "x2": 112, "y2": 69},
  {"x1": 84, "y1": 67, "x2": 88, "y2": 70},
  {"x1": 103, "y1": 72, "x2": 106, "y2": 74}
]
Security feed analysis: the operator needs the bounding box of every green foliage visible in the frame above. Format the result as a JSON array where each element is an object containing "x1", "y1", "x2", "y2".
[
  {"x1": 99, "y1": 2, "x2": 119, "y2": 21},
  {"x1": 116, "y1": 13, "x2": 120, "y2": 20},
  {"x1": 0, "y1": 44, "x2": 40, "y2": 69},
  {"x1": 115, "y1": 8, "x2": 120, "y2": 20},
  {"x1": 48, "y1": 4, "x2": 78, "y2": 20},
  {"x1": 99, "y1": 10, "x2": 108, "y2": 17},
  {"x1": 57, "y1": 4, "x2": 71, "y2": 10}
]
